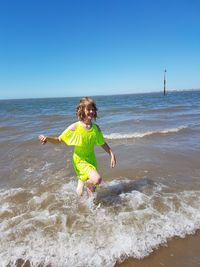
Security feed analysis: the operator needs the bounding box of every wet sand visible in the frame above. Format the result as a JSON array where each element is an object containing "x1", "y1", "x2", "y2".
[{"x1": 116, "y1": 230, "x2": 200, "y2": 267}]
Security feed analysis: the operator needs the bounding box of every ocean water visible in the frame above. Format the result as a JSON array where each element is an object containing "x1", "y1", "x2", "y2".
[{"x1": 0, "y1": 91, "x2": 200, "y2": 267}]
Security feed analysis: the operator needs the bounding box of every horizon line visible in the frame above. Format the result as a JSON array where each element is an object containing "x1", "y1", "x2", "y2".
[{"x1": 0, "y1": 88, "x2": 200, "y2": 101}]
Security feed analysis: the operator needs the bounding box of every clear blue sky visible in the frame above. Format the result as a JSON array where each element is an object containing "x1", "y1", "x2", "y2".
[{"x1": 0, "y1": 0, "x2": 200, "y2": 99}]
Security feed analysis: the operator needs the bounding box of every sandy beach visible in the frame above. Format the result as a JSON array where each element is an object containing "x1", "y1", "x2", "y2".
[{"x1": 117, "y1": 231, "x2": 200, "y2": 267}]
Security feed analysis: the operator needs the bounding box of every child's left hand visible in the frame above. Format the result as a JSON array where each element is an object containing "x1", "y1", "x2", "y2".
[{"x1": 110, "y1": 154, "x2": 116, "y2": 168}]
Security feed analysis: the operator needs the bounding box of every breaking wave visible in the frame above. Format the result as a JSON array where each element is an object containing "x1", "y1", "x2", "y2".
[
  {"x1": 1, "y1": 179, "x2": 200, "y2": 267},
  {"x1": 105, "y1": 126, "x2": 188, "y2": 140}
]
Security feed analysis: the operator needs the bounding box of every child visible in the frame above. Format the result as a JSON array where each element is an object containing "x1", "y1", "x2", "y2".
[{"x1": 38, "y1": 97, "x2": 116, "y2": 196}]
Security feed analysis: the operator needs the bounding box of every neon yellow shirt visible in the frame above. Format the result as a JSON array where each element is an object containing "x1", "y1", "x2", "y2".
[{"x1": 59, "y1": 121, "x2": 105, "y2": 181}]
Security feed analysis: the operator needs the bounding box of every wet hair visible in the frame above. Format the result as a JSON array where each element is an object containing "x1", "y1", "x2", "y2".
[{"x1": 76, "y1": 97, "x2": 98, "y2": 121}]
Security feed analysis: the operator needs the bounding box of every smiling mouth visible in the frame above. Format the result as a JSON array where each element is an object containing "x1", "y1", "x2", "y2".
[{"x1": 87, "y1": 115, "x2": 93, "y2": 120}]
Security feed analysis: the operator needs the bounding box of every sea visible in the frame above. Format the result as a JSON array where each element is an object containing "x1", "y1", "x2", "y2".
[{"x1": 0, "y1": 90, "x2": 200, "y2": 267}]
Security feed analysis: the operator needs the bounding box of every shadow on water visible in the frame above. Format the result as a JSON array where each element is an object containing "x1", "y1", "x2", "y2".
[{"x1": 94, "y1": 178, "x2": 155, "y2": 206}]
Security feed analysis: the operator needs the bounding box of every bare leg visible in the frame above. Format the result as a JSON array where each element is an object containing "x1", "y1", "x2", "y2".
[
  {"x1": 76, "y1": 180, "x2": 84, "y2": 196},
  {"x1": 86, "y1": 169, "x2": 102, "y2": 196}
]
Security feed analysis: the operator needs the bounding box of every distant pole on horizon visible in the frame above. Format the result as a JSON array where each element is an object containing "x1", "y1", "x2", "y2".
[{"x1": 164, "y1": 69, "x2": 167, "y2": 96}]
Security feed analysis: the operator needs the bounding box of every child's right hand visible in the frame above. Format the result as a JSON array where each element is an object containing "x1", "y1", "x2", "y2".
[{"x1": 38, "y1": 135, "x2": 47, "y2": 144}]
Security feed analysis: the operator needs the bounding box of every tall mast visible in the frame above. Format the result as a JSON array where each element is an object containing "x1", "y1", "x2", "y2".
[{"x1": 164, "y1": 69, "x2": 167, "y2": 95}]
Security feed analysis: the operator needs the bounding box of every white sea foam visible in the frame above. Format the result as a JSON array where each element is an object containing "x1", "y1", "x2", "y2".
[
  {"x1": 24, "y1": 167, "x2": 34, "y2": 173},
  {"x1": 0, "y1": 187, "x2": 24, "y2": 199},
  {"x1": 1, "y1": 179, "x2": 200, "y2": 267},
  {"x1": 104, "y1": 125, "x2": 188, "y2": 140},
  {"x1": 41, "y1": 162, "x2": 53, "y2": 171},
  {"x1": 0, "y1": 203, "x2": 12, "y2": 215}
]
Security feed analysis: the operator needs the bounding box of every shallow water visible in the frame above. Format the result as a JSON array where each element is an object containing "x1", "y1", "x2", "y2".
[{"x1": 0, "y1": 91, "x2": 200, "y2": 267}]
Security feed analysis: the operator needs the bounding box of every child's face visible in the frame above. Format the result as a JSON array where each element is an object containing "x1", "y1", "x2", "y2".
[{"x1": 84, "y1": 105, "x2": 96, "y2": 121}]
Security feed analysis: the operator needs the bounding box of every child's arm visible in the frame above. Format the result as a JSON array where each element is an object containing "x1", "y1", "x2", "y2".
[
  {"x1": 96, "y1": 124, "x2": 116, "y2": 168},
  {"x1": 38, "y1": 123, "x2": 77, "y2": 145},
  {"x1": 101, "y1": 142, "x2": 116, "y2": 168},
  {"x1": 38, "y1": 135, "x2": 61, "y2": 145}
]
